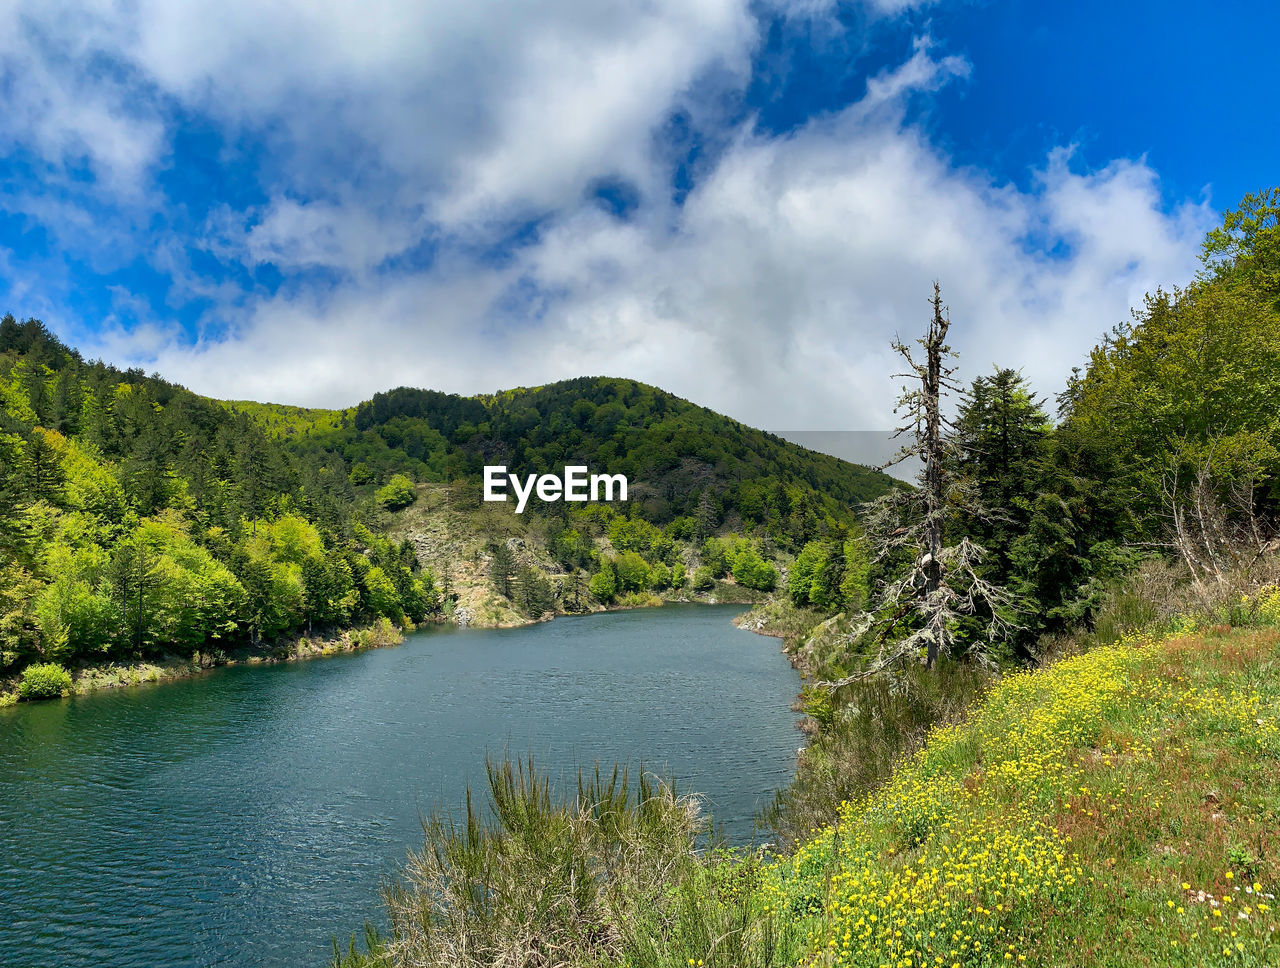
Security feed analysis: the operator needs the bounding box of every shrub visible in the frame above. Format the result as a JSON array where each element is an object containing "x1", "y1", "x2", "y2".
[
  {"x1": 731, "y1": 545, "x2": 778, "y2": 591},
  {"x1": 376, "y1": 474, "x2": 417, "y2": 511},
  {"x1": 612, "y1": 551, "x2": 651, "y2": 593},
  {"x1": 18, "y1": 662, "x2": 73, "y2": 700},
  {"x1": 587, "y1": 566, "x2": 616, "y2": 603},
  {"x1": 351, "y1": 617, "x2": 403, "y2": 650},
  {"x1": 1258, "y1": 584, "x2": 1280, "y2": 625},
  {"x1": 691, "y1": 565, "x2": 716, "y2": 592}
]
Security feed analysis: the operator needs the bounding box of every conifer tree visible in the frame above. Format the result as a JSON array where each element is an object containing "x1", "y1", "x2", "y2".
[
  {"x1": 829, "y1": 283, "x2": 1019, "y2": 681},
  {"x1": 489, "y1": 542, "x2": 516, "y2": 598}
]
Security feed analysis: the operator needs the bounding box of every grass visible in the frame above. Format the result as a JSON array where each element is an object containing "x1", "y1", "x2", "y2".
[
  {"x1": 334, "y1": 584, "x2": 1280, "y2": 968},
  {"x1": 769, "y1": 612, "x2": 1280, "y2": 968},
  {"x1": 333, "y1": 759, "x2": 807, "y2": 968}
]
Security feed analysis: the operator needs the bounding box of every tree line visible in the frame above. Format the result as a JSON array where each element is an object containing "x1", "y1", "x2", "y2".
[
  {"x1": 0, "y1": 320, "x2": 441, "y2": 684},
  {"x1": 814, "y1": 188, "x2": 1280, "y2": 682}
]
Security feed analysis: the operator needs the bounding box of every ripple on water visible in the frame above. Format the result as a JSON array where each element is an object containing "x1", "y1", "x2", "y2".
[{"x1": 0, "y1": 605, "x2": 799, "y2": 968}]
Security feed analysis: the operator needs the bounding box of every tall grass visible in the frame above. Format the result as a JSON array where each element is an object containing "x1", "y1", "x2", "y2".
[{"x1": 333, "y1": 757, "x2": 804, "y2": 968}]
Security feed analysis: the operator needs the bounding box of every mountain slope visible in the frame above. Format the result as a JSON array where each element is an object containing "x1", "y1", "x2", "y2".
[
  {"x1": 1, "y1": 315, "x2": 895, "y2": 695},
  {"x1": 238, "y1": 378, "x2": 898, "y2": 543}
]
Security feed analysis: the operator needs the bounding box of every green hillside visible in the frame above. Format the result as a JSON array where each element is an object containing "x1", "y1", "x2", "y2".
[
  {"x1": 0, "y1": 318, "x2": 896, "y2": 699},
  {"x1": 235, "y1": 377, "x2": 897, "y2": 541}
]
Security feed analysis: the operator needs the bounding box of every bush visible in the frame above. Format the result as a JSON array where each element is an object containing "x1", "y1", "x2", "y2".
[
  {"x1": 376, "y1": 474, "x2": 417, "y2": 511},
  {"x1": 691, "y1": 565, "x2": 716, "y2": 592},
  {"x1": 731, "y1": 545, "x2": 778, "y2": 591},
  {"x1": 18, "y1": 662, "x2": 73, "y2": 700},
  {"x1": 612, "y1": 551, "x2": 651, "y2": 593},
  {"x1": 588, "y1": 566, "x2": 616, "y2": 603}
]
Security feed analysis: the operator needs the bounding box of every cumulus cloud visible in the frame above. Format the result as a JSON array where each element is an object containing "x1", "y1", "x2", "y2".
[
  {"x1": 0, "y1": 0, "x2": 1215, "y2": 435},
  {"x1": 131, "y1": 40, "x2": 1212, "y2": 431}
]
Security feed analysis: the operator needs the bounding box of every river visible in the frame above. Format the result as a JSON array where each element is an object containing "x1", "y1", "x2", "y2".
[{"x1": 0, "y1": 604, "x2": 801, "y2": 968}]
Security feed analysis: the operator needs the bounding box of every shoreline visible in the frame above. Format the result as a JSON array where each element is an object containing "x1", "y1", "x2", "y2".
[
  {"x1": 0, "y1": 618, "x2": 413, "y2": 706},
  {"x1": 3, "y1": 588, "x2": 774, "y2": 705}
]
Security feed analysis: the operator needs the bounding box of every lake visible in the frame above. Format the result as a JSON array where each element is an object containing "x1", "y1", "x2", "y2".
[{"x1": 0, "y1": 605, "x2": 802, "y2": 968}]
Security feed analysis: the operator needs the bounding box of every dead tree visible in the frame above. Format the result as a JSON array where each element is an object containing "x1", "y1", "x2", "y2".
[
  {"x1": 820, "y1": 283, "x2": 1018, "y2": 687},
  {"x1": 1161, "y1": 440, "x2": 1276, "y2": 597}
]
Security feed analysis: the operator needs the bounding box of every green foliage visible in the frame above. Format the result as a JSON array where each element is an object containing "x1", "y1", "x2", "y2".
[
  {"x1": 730, "y1": 543, "x2": 778, "y2": 591},
  {"x1": 306, "y1": 377, "x2": 896, "y2": 540},
  {"x1": 488, "y1": 543, "x2": 515, "y2": 598},
  {"x1": 612, "y1": 551, "x2": 651, "y2": 594},
  {"x1": 547, "y1": 524, "x2": 594, "y2": 570},
  {"x1": 375, "y1": 474, "x2": 416, "y2": 511},
  {"x1": 690, "y1": 565, "x2": 716, "y2": 592},
  {"x1": 1064, "y1": 236, "x2": 1280, "y2": 539},
  {"x1": 18, "y1": 661, "x2": 73, "y2": 699},
  {"x1": 787, "y1": 535, "x2": 869, "y2": 612},
  {"x1": 700, "y1": 537, "x2": 729, "y2": 577},
  {"x1": 587, "y1": 566, "x2": 617, "y2": 603},
  {"x1": 0, "y1": 317, "x2": 439, "y2": 676},
  {"x1": 513, "y1": 565, "x2": 555, "y2": 617}
]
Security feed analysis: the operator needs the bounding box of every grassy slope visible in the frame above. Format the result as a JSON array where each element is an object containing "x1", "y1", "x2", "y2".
[
  {"x1": 766, "y1": 621, "x2": 1280, "y2": 968},
  {"x1": 219, "y1": 399, "x2": 352, "y2": 438}
]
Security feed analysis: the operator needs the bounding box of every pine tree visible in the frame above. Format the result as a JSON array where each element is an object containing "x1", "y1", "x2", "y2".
[
  {"x1": 489, "y1": 542, "x2": 516, "y2": 598},
  {"x1": 22, "y1": 430, "x2": 66, "y2": 504},
  {"x1": 952, "y1": 368, "x2": 1050, "y2": 586}
]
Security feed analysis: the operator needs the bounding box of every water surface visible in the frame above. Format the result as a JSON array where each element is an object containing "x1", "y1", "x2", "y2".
[{"x1": 0, "y1": 605, "x2": 800, "y2": 968}]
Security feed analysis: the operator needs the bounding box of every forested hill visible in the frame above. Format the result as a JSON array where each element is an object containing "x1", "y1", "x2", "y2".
[
  {"x1": 0, "y1": 315, "x2": 437, "y2": 694},
  {"x1": 0, "y1": 316, "x2": 895, "y2": 695},
  {"x1": 260, "y1": 378, "x2": 896, "y2": 530}
]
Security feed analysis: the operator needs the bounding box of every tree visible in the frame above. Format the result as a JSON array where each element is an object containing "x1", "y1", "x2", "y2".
[
  {"x1": 835, "y1": 284, "x2": 1019, "y2": 680},
  {"x1": 107, "y1": 537, "x2": 161, "y2": 652},
  {"x1": 564, "y1": 570, "x2": 587, "y2": 611},
  {"x1": 694, "y1": 490, "x2": 719, "y2": 540},
  {"x1": 1201, "y1": 186, "x2": 1280, "y2": 303},
  {"x1": 612, "y1": 551, "x2": 651, "y2": 593},
  {"x1": 0, "y1": 563, "x2": 42, "y2": 667},
  {"x1": 952, "y1": 368, "x2": 1051, "y2": 594},
  {"x1": 588, "y1": 565, "x2": 616, "y2": 602},
  {"x1": 788, "y1": 540, "x2": 827, "y2": 607},
  {"x1": 731, "y1": 545, "x2": 777, "y2": 591},
  {"x1": 376, "y1": 474, "x2": 416, "y2": 511},
  {"x1": 22, "y1": 429, "x2": 66, "y2": 504},
  {"x1": 0, "y1": 433, "x2": 29, "y2": 562},
  {"x1": 489, "y1": 543, "x2": 516, "y2": 598},
  {"x1": 513, "y1": 565, "x2": 554, "y2": 617}
]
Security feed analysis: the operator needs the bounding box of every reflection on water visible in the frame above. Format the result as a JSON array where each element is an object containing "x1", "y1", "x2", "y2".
[{"x1": 0, "y1": 605, "x2": 800, "y2": 968}]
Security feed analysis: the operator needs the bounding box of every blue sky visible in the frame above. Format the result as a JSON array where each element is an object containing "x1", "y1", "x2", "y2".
[{"x1": 0, "y1": 0, "x2": 1274, "y2": 430}]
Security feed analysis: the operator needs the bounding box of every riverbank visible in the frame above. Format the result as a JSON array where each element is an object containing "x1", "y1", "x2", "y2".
[
  {"x1": 333, "y1": 618, "x2": 1280, "y2": 968},
  {"x1": 733, "y1": 597, "x2": 855, "y2": 680},
  {"x1": 0, "y1": 617, "x2": 409, "y2": 705},
  {"x1": 2, "y1": 584, "x2": 773, "y2": 704}
]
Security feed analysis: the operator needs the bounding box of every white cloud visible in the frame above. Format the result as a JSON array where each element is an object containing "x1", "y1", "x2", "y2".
[
  {"x1": 242, "y1": 199, "x2": 426, "y2": 274},
  {"x1": 0, "y1": 2, "x2": 1215, "y2": 436},
  {"x1": 113, "y1": 39, "x2": 1212, "y2": 435}
]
